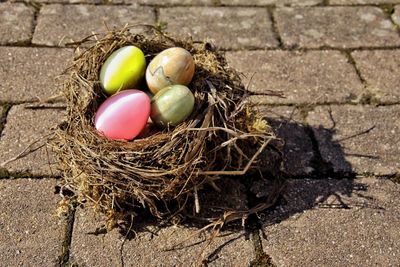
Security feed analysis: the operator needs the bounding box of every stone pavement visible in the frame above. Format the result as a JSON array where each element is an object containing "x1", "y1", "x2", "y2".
[{"x1": 0, "y1": 0, "x2": 399, "y2": 266}]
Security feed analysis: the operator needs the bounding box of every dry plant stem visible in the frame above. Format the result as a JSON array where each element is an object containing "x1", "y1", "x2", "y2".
[
  {"x1": 194, "y1": 186, "x2": 200, "y2": 214},
  {"x1": 198, "y1": 139, "x2": 271, "y2": 176},
  {"x1": 1, "y1": 134, "x2": 50, "y2": 167}
]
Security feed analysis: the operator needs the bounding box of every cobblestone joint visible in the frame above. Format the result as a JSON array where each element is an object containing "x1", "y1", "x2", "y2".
[{"x1": 1, "y1": 2, "x2": 400, "y2": 266}]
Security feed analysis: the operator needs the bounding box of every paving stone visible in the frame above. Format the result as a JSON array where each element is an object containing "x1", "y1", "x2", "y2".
[
  {"x1": 352, "y1": 50, "x2": 400, "y2": 104},
  {"x1": 197, "y1": 178, "x2": 248, "y2": 217},
  {"x1": 0, "y1": 104, "x2": 65, "y2": 176},
  {"x1": 0, "y1": 178, "x2": 66, "y2": 266},
  {"x1": 307, "y1": 105, "x2": 400, "y2": 175},
  {"x1": 261, "y1": 177, "x2": 400, "y2": 267},
  {"x1": 32, "y1": 4, "x2": 155, "y2": 46},
  {"x1": 70, "y1": 179, "x2": 254, "y2": 267},
  {"x1": 136, "y1": 0, "x2": 216, "y2": 5},
  {"x1": 258, "y1": 106, "x2": 314, "y2": 176},
  {"x1": 275, "y1": 6, "x2": 400, "y2": 48},
  {"x1": 20, "y1": 0, "x2": 124, "y2": 3},
  {"x1": 393, "y1": 5, "x2": 400, "y2": 26},
  {"x1": 226, "y1": 50, "x2": 363, "y2": 104},
  {"x1": 159, "y1": 7, "x2": 278, "y2": 49},
  {"x1": 331, "y1": 0, "x2": 400, "y2": 4},
  {"x1": 0, "y1": 3, "x2": 35, "y2": 45},
  {"x1": 220, "y1": 0, "x2": 322, "y2": 5},
  {"x1": 0, "y1": 47, "x2": 72, "y2": 103}
]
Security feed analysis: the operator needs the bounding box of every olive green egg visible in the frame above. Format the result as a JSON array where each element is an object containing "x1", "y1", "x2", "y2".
[{"x1": 150, "y1": 85, "x2": 195, "y2": 127}]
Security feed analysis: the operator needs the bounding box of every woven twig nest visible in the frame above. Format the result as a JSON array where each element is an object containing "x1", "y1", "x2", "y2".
[{"x1": 54, "y1": 26, "x2": 282, "y2": 227}]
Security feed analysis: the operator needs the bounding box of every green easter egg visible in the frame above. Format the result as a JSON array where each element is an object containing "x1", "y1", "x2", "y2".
[
  {"x1": 151, "y1": 85, "x2": 195, "y2": 127},
  {"x1": 100, "y1": 46, "x2": 146, "y2": 95}
]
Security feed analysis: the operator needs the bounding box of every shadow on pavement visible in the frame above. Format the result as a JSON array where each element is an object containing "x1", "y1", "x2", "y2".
[
  {"x1": 112, "y1": 114, "x2": 364, "y2": 230},
  {"x1": 72, "y1": 115, "x2": 381, "y2": 266}
]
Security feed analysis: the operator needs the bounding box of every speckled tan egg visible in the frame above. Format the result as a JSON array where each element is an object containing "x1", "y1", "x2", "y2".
[{"x1": 146, "y1": 47, "x2": 195, "y2": 94}]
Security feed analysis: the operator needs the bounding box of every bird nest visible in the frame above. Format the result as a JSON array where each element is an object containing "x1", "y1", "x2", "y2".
[{"x1": 54, "y1": 26, "x2": 283, "y2": 228}]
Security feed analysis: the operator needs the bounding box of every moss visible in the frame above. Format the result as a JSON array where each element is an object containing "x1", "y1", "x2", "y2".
[
  {"x1": 155, "y1": 21, "x2": 168, "y2": 32},
  {"x1": 380, "y1": 4, "x2": 395, "y2": 16},
  {"x1": 358, "y1": 91, "x2": 381, "y2": 106},
  {"x1": 62, "y1": 260, "x2": 79, "y2": 267},
  {"x1": 24, "y1": 0, "x2": 42, "y2": 11},
  {"x1": 58, "y1": 208, "x2": 76, "y2": 267},
  {"x1": 0, "y1": 169, "x2": 55, "y2": 179},
  {"x1": 0, "y1": 103, "x2": 12, "y2": 136},
  {"x1": 250, "y1": 252, "x2": 276, "y2": 267},
  {"x1": 0, "y1": 168, "x2": 10, "y2": 179},
  {"x1": 250, "y1": 230, "x2": 276, "y2": 267},
  {"x1": 298, "y1": 105, "x2": 314, "y2": 122},
  {"x1": 391, "y1": 173, "x2": 400, "y2": 184}
]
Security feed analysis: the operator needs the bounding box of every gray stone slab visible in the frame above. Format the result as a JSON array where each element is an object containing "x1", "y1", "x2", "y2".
[
  {"x1": 258, "y1": 106, "x2": 314, "y2": 176},
  {"x1": 220, "y1": 0, "x2": 322, "y2": 5},
  {"x1": 352, "y1": 50, "x2": 400, "y2": 104},
  {"x1": 0, "y1": 3, "x2": 34, "y2": 45},
  {"x1": 275, "y1": 6, "x2": 400, "y2": 48},
  {"x1": 70, "y1": 178, "x2": 254, "y2": 266},
  {"x1": 331, "y1": 0, "x2": 400, "y2": 4},
  {"x1": 0, "y1": 178, "x2": 66, "y2": 266},
  {"x1": 0, "y1": 104, "x2": 65, "y2": 176},
  {"x1": 226, "y1": 50, "x2": 363, "y2": 104},
  {"x1": 32, "y1": 4, "x2": 155, "y2": 46},
  {"x1": 19, "y1": 0, "x2": 124, "y2": 3},
  {"x1": 136, "y1": 0, "x2": 216, "y2": 4},
  {"x1": 159, "y1": 7, "x2": 278, "y2": 50},
  {"x1": 0, "y1": 47, "x2": 72, "y2": 103},
  {"x1": 261, "y1": 177, "x2": 400, "y2": 267},
  {"x1": 307, "y1": 105, "x2": 400, "y2": 175},
  {"x1": 393, "y1": 5, "x2": 400, "y2": 26}
]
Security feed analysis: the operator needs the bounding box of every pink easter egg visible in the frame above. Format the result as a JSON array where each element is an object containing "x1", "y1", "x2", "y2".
[{"x1": 95, "y1": 89, "x2": 150, "y2": 140}]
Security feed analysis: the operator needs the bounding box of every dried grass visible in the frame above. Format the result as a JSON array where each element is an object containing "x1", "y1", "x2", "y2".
[{"x1": 53, "y1": 26, "x2": 280, "y2": 227}]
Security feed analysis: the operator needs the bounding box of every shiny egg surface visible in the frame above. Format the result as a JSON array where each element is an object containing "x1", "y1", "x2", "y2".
[
  {"x1": 146, "y1": 47, "x2": 195, "y2": 94},
  {"x1": 95, "y1": 89, "x2": 150, "y2": 140},
  {"x1": 150, "y1": 85, "x2": 195, "y2": 127},
  {"x1": 100, "y1": 46, "x2": 146, "y2": 95}
]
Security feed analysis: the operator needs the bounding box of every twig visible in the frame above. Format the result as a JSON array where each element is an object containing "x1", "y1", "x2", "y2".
[
  {"x1": 198, "y1": 138, "x2": 271, "y2": 176},
  {"x1": 194, "y1": 186, "x2": 200, "y2": 214},
  {"x1": 0, "y1": 134, "x2": 51, "y2": 167}
]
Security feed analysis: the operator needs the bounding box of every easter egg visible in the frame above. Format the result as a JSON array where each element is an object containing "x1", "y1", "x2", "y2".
[
  {"x1": 151, "y1": 85, "x2": 195, "y2": 127},
  {"x1": 100, "y1": 46, "x2": 146, "y2": 95},
  {"x1": 146, "y1": 47, "x2": 195, "y2": 94},
  {"x1": 95, "y1": 89, "x2": 150, "y2": 140}
]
